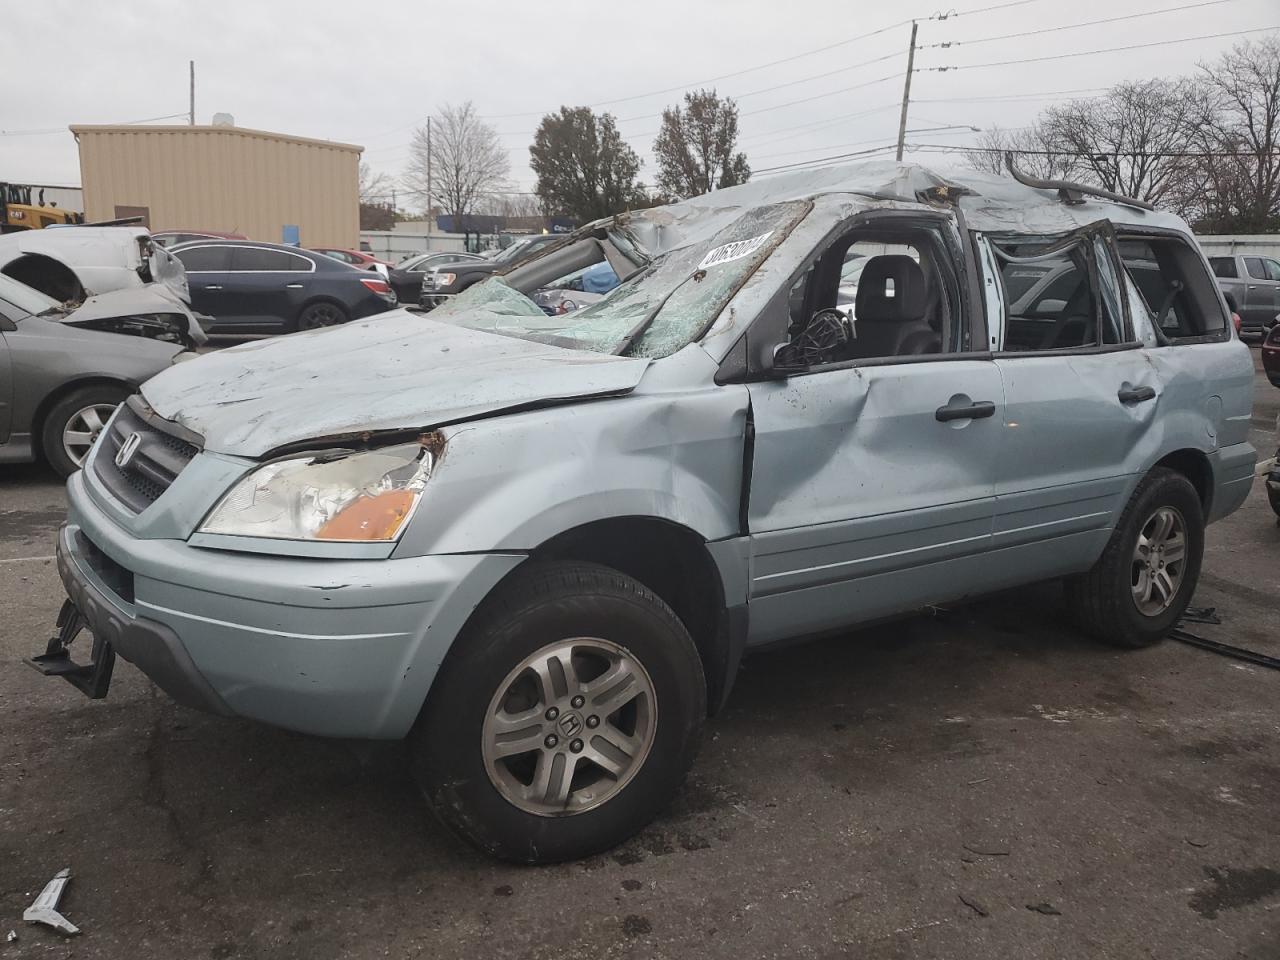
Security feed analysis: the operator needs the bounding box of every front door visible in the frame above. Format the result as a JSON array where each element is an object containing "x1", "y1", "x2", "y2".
[
  {"x1": 741, "y1": 214, "x2": 1005, "y2": 645},
  {"x1": 746, "y1": 360, "x2": 1005, "y2": 644}
]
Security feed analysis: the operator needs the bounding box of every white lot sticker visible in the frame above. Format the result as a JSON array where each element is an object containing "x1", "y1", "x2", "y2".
[{"x1": 697, "y1": 231, "x2": 774, "y2": 271}]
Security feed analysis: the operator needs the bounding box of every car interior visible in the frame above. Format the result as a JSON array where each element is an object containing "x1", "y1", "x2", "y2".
[
  {"x1": 991, "y1": 236, "x2": 1126, "y2": 351},
  {"x1": 779, "y1": 225, "x2": 960, "y2": 367},
  {"x1": 1118, "y1": 236, "x2": 1228, "y2": 340}
]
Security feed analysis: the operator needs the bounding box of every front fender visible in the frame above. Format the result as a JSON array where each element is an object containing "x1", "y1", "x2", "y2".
[{"x1": 392, "y1": 387, "x2": 750, "y2": 559}]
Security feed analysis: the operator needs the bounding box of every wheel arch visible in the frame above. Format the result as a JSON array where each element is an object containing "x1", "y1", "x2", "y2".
[
  {"x1": 32, "y1": 376, "x2": 134, "y2": 460},
  {"x1": 1151, "y1": 447, "x2": 1213, "y2": 516},
  {"x1": 2, "y1": 254, "x2": 84, "y2": 302},
  {"x1": 295, "y1": 295, "x2": 350, "y2": 324},
  {"x1": 457, "y1": 516, "x2": 743, "y2": 718}
]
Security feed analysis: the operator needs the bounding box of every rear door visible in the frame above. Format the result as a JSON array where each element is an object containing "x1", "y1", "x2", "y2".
[
  {"x1": 981, "y1": 223, "x2": 1161, "y2": 571},
  {"x1": 1242, "y1": 257, "x2": 1280, "y2": 326},
  {"x1": 172, "y1": 244, "x2": 234, "y2": 328},
  {"x1": 222, "y1": 246, "x2": 314, "y2": 330}
]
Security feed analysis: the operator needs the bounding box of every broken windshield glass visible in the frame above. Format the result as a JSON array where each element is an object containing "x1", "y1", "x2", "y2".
[{"x1": 431, "y1": 201, "x2": 811, "y2": 358}]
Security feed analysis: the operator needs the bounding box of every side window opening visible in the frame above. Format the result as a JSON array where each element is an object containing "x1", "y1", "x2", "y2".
[
  {"x1": 991, "y1": 233, "x2": 1125, "y2": 352},
  {"x1": 1245, "y1": 257, "x2": 1268, "y2": 281},
  {"x1": 1118, "y1": 235, "x2": 1227, "y2": 341},
  {"x1": 777, "y1": 223, "x2": 965, "y2": 367},
  {"x1": 1208, "y1": 256, "x2": 1237, "y2": 279}
]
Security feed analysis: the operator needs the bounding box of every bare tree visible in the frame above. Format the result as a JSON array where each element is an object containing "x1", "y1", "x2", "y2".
[
  {"x1": 1039, "y1": 80, "x2": 1205, "y2": 214},
  {"x1": 358, "y1": 161, "x2": 392, "y2": 204},
  {"x1": 653, "y1": 89, "x2": 750, "y2": 199},
  {"x1": 472, "y1": 190, "x2": 543, "y2": 218},
  {"x1": 967, "y1": 124, "x2": 1078, "y2": 180},
  {"x1": 1193, "y1": 36, "x2": 1280, "y2": 233},
  {"x1": 403, "y1": 102, "x2": 509, "y2": 225}
]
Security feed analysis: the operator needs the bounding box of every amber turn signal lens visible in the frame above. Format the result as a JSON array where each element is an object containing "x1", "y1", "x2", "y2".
[{"x1": 316, "y1": 489, "x2": 417, "y2": 541}]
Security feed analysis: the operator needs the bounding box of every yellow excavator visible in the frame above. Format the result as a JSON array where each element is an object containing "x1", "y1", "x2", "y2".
[{"x1": 1, "y1": 183, "x2": 83, "y2": 233}]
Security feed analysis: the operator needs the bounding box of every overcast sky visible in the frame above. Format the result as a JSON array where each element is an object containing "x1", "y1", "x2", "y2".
[{"x1": 3, "y1": 0, "x2": 1276, "y2": 209}]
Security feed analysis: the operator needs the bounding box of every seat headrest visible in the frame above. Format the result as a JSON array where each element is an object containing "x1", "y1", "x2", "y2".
[{"x1": 855, "y1": 255, "x2": 927, "y2": 322}]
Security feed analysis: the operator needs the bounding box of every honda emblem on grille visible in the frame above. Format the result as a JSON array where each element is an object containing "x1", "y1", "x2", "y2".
[{"x1": 114, "y1": 432, "x2": 142, "y2": 469}]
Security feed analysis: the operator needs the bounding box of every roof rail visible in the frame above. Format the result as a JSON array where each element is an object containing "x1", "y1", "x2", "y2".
[{"x1": 1004, "y1": 153, "x2": 1155, "y2": 212}]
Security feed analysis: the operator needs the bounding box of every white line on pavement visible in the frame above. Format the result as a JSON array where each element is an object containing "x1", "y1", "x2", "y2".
[{"x1": 0, "y1": 555, "x2": 55, "y2": 564}]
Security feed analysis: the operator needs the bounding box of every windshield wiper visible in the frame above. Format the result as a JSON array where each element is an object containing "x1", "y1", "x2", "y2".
[{"x1": 612, "y1": 268, "x2": 704, "y2": 356}]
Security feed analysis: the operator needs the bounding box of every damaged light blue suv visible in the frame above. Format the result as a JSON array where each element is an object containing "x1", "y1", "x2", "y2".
[{"x1": 32, "y1": 161, "x2": 1256, "y2": 863}]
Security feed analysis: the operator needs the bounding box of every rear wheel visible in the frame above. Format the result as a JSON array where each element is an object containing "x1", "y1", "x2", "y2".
[
  {"x1": 1066, "y1": 468, "x2": 1204, "y2": 648},
  {"x1": 295, "y1": 301, "x2": 347, "y2": 331},
  {"x1": 411, "y1": 561, "x2": 705, "y2": 864},
  {"x1": 41, "y1": 385, "x2": 129, "y2": 478}
]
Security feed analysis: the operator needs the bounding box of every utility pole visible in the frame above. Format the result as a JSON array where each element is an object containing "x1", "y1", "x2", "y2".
[
  {"x1": 430, "y1": 115, "x2": 435, "y2": 244},
  {"x1": 189, "y1": 61, "x2": 195, "y2": 125},
  {"x1": 895, "y1": 22, "x2": 918, "y2": 162}
]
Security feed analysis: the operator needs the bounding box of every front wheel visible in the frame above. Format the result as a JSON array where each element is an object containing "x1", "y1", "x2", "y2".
[
  {"x1": 410, "y1": 561, "x2": 705, "y2": 863},
  {"x1": 41, "y1": 385, "x2": 129, "y2": 478},
  {"x1": 1066, "y1": 468, "x2": 1204, "y2": 648}
]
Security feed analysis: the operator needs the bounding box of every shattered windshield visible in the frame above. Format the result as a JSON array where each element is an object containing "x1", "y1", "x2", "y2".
[{"x1": 430, "y1": 201, "x2": 810, "y2": 358}]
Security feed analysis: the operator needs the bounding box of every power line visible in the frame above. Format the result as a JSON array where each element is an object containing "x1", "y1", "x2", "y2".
[
  {"x1": 907, "y1": 142, "x2": 1279, "y2": 157},
  {"x1": 754, "y1": 143, "x2": 901, "y2": 176},
  {"x1": 921, "y1": 0, "x2": 1239, "y2": 49},
  {"x1": 480, "y1": 19, "x2": 917, "y2": 120},
  {"x1": 0, "y1": 112, "x2": 189, "y2": 137},
  {"x1": 918, "y1": 25, "x2": 1278, "y2": 72},
  {"x1": 739, "y1": 73, "x2": 904, "y2": 119},
  {"x1": 913, "y1": 87, "x2": 1107, "y2": 103}
]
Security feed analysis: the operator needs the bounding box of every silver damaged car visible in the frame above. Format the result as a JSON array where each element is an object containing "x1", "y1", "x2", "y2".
[{"x1": 31, "y1": 161, "x2": 1256, "y2": 862}]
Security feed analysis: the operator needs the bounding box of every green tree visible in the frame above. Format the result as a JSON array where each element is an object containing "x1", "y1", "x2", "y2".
[
  {"x1": 653, "y1": 89, "x2": 750, "y2": 199},
  {"x1": 529, "y1": 107, "x2": 646, "y2": 221}
]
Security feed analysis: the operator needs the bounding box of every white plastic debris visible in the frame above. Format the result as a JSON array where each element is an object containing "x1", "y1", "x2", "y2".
[
  {"x1": 23, "y1": 868, "x2": 79, "y2": 936},
  {"x1": 5, "y1": 929, "x2": 16, "y2": 942}
]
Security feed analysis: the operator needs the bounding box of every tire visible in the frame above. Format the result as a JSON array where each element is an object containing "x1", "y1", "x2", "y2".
[
  {"x1": 295, "y1": 301, "x2": 348, "y2": 331},
  {"x1": 41, "y1": 384, "x2": 130, "y2": 478},
  {"x1": 410, "y1": 560, "x2": 706, "y2": 864},
  {"x1": 1066, "y1": 467, "x2": 1204, "y2": 648}
]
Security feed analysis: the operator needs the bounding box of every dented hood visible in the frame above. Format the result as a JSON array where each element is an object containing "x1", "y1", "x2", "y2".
[
  {"x1": 64, "y1": 285, "x2": 207, "y2": 346},
  {"x1": 141, "y1": 308, "x2": 650, "y2": 457}
]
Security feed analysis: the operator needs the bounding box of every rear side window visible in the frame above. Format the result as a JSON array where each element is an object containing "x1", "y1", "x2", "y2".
[
  {"x1": 1266, "y1": 258, "x2": 1280, "y2": 282},
  {"x1": 992, "y1": 235, "x2": 1124, "y2": 352},
  {"x1": 1245, "y1": 257, "x2": 1268, "y2": 280},
  {"x1": 175, "y1": 245, "x2": 231, "y2": 271},
  {"x1": 1208, "y1": 257, "x2": 1237, "y2": 278},
  {"x1": 1118, "y1": 236, "x2": 1227, "y2": 341},
  {"x1": 231, "y1": 247, "x2": 311, "y2": 271}
]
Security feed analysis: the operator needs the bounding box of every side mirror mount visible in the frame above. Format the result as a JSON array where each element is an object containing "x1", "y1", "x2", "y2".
[{"x1": 769, "y1": 342, "x2": 809, "y2": 378}]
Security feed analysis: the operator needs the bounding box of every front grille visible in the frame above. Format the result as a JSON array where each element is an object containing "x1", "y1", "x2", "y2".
[
  {"x1": 75, "y1": 529, "x2": 135, "y2": 603},
  {"x1": 93, "y1": 400, "x2": 201, "y2": 513}
]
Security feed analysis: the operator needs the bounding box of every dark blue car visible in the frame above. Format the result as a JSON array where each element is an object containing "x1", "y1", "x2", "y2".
[{"x1": 170, "y1": 240, "x2": 397, "y2": 334}]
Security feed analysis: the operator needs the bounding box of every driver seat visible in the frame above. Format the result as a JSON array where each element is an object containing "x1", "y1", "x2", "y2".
[{"x1": 852, "y1": 255, "x2": 933, "y2": 357}]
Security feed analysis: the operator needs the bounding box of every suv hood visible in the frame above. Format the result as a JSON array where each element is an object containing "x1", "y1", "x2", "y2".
[{"x1": 141, "y1": 308, "x2": 650, "y2": 457}]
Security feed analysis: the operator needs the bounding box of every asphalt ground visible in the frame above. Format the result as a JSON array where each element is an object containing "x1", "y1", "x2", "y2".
[{"x1": 1, "y1": 348, "x2": 1277, "y2": 960}]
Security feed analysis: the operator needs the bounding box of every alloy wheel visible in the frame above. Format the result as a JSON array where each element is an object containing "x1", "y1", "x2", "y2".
[
  {"x1": 1131, "y1": 505, "x2": 1187, "y2": 616},
  {"x1": 481, "y1": 638, "x2": 656, "y2": 817},
  {"x1": 62, "y1": 403, "x2": 118, "y2": 467}
]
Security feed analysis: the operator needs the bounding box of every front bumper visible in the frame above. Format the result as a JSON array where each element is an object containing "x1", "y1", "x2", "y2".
[{"x1": 44, "y1": 470, "x2": 523, "y2": 738}]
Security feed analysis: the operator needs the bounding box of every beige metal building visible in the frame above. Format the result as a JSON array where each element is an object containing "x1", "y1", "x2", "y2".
[{"x1": 71, "y1": 124, "x2": 361, "y2": 247}]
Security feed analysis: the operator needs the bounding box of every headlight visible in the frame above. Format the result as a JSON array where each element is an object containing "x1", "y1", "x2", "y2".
[
  {"x1": 199, "y1": 441, "x2": 433, "y2": 541},
  {"x1": 435, "y1": 272, "x2": 456, "y2": 288}
]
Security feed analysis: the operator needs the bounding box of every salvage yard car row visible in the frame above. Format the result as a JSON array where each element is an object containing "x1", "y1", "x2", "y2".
[{"x1": 15, "y1": 159, "x2": 1262, "y2": 866}]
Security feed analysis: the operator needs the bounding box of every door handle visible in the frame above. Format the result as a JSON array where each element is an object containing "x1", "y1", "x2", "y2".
[
  {"x1": 1118, "y1": 384, "x2": 1156, "y2": 404},
  {"x1": 204, "y1": 284, "x2": 222, "y2": 290},
  {"x1": 1248, "y1": 285, "x2": 1258, "y2": 290},
  {"x1": 285, "y1": 283, "x2": 304, "y2": 289},
  {"x1": 935, "y1": 399, "x2": 996, "y2": 422}
]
